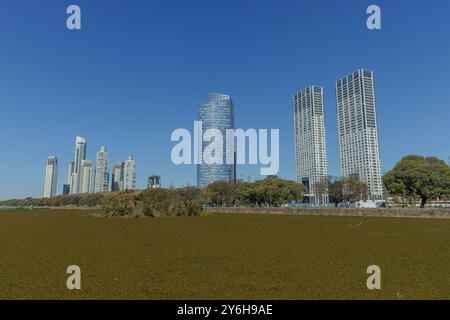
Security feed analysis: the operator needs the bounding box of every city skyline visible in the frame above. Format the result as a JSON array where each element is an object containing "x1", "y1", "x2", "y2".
[
  {"x1": 42, "y1": 70, "x2": 378, "y2": 199},
  {"x1": 61, "y1": 137, "x2": 138, "y2": 196},
  {"x1": 1, "y1": 1, "x2": 450, "y2": 200},
  {"x1": 33, "y1": 66, "x2": 444, "y2": 199}
]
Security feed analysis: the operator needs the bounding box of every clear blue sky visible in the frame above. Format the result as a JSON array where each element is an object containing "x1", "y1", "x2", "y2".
[{"x1": 1, "y1": 0, "x2": 449, "y2": 200}]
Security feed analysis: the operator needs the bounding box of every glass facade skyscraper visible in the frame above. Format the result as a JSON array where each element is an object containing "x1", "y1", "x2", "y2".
[{"x1": 197, "y1": 93, "x2": 235, "y2": 187}]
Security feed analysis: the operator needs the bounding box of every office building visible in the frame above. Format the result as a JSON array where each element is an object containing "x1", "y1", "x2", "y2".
[
  {"x1": 197, "y1": 93, "x2": 235, "y2": 187},
  {"x1": 147, "y1": 175, "x2": 161, "y2": 189}
]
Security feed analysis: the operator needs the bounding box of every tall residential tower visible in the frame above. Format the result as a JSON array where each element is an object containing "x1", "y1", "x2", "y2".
[
  {"x1": 94, "y1": 146, "x2": 109, "y2": 193},
  {"x1": 79, "y1": 160, "x2": 93, "y2": 194},
  {"x1": 63, "y1": 161, "x2": 75, "y2": 195},
  {"x1": 70, "y1": 136, "x2": 87, "y2": 194},
  {"x1": 336, "y1": 69, "x2": 383, "y2": 199},
  {"x1": 123, "y1": 156, "x2": 136, "y2": 190},
  {"x1": 293, "y1": 86, "x2": 329, "y2": 204},
  {"x1": 43, "y1": 156, "x2": 58, "y2": 198}
]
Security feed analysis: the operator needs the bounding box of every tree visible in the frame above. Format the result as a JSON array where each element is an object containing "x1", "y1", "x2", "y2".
[
  {"x1": 206, "y1": 181, "x2": 237, "y2": 207},
  {"x1": 326, "y1": 176, "x2": 369, "y2": 207},
  {"x1": 314, "y1": 177, "x2": 329, "y2": 205},
  {"x1": 235, "y1": 181, "x2": 258, "y2": 207},
  {"x1": 250, "y1": 176, "x2": 305, "y2": 207},
  {"x1": 136, "y1": 187, "x2": 204, "y2": 217},
  {"x1": 101, "y1": 191, "x2": 136, "y2": 217},
  {"x1": 177, "y1": 186, "x2": 205, "y2": 216},
  {"x1": 204, "y1": 176, "x2": 305, "y2": 207},
  {"x1": 383, "y1": 155, "x2": 450, "y2": 208}
]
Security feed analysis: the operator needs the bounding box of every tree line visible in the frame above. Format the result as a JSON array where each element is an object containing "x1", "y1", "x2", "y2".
[
  {"x1": 97, "y1": 176, "x2": 308, "y2": 217},
  {"x1": 2, "y1": 155, "x2": 449, "y2": 215},
  {"x1": 0, "y1": 176, "x2": 307, "y2": 217}
]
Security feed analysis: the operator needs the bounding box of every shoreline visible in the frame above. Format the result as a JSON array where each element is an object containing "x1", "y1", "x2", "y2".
[
  {"x1": 206, "y1": 207, "x2": 450, "y2": 219},
  {"x1": 2, "y1": 206, "x2": 450, "y2": 219}
]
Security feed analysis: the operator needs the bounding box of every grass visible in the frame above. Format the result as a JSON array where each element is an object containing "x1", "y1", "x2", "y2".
[{"x1": 0, "y1": 209, "x2": 449, "y2": 299}]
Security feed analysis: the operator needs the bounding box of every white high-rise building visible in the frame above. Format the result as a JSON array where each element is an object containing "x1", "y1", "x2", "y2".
[
  {"x1": 43, "y1": 156, "x2": 58, "y2": 198},
  {"x1": 336, "y1": 69, "x2": 383, "y2": 199},
  {"x1": 293, "y1": 86, "x2": 329, "y2": 204},
  {"x1": 70, "y1": 136, "x2": 87, "y2": 194},
  {"x1": 123, "y1": 156, "x2": 136, "y2": 190},
  {"x1": 94, "y1": 146, "x2": 109, "y2": 193},
  {"x1": 79, "y1": 160, "x2": 93, "y2": 194}
]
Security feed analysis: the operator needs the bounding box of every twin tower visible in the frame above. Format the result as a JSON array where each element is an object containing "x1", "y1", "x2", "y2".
[{"x1": 293, "y1": 69, "x2": 383, "y2": 204}]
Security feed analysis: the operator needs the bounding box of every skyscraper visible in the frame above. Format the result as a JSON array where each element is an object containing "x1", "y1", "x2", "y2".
[
  {"x1": 70, "y1": 136, "x2": 87, "y2": 194},
  {"x1": 197, "y1": 93, "x2": 235, "y2": 187},
  {"x1": 111, "y1": 161, "x2": 125, "y2": 192},
  {"x1": 64, "y1": 161, "x2": 75, "y2": 195},
  {"x1": 79, "y1": 160, "x2": 93, "y2": 194},
  {"x1": 293, "y1": 86, "x2": 329, "y2": 204},
  {"x1": 94, "y1": 146, "x2": 109, "y2": 193},
  {"x1": 336, "y1": 69, "x2": 383, "y2": 199},
  {"x1": 43, "y1": 156, "x2": 58, "y2": 198},
  {"x1": 123, "y1": 156, "x2": 136, "y2": 190},
  {"x1": 147, "y1": 175, "x2": 161, "y2": 189}
]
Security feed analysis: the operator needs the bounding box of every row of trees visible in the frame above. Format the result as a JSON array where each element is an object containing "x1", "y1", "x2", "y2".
[
  {"x1": 2, "y1": 155, "x2": 449, "y2": 214},
  {"x1": 205, "y1": 176, "x2": 305, "y2": 207},
  {"x1": 205, "y1": 176, "x2": 371, "y2": 208},
  {"x1": 0, "y1": 193, "x2": 111, "y2": 208},
  {"x1": 0, "y1": 177, "x2": 308, "y2": 216},
  {"x1": 101, "y1": 176, "x2": 307, "y2": 217}
]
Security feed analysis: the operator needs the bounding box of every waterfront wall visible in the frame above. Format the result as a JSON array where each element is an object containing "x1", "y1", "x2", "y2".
[{"x1": 207, "y1": 207, "x2": 450, "y2": 219}]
